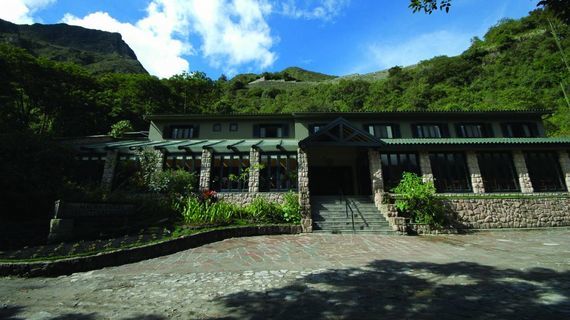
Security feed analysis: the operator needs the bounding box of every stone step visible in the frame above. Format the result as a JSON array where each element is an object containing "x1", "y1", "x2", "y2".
[
  {"x1": 314, "y1": 221, "x2": 390, "y2": 228},
  {"x1": 312, "y1": 204, "x2": 379, "y2": 211},
  {"x1": 313, "y1": 218, "x2": 388, "y2": 225},
  {"x1": 312, "y1": 229, "x2": 396, "y2": 235},
  {"x1": 313, "y1": 212, "x2": 384, "y2": 219}
]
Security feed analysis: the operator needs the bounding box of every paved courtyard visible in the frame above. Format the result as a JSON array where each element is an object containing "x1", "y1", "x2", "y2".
[{"x1": 1, "y1": 229, "x2": 570, "y2": 319}]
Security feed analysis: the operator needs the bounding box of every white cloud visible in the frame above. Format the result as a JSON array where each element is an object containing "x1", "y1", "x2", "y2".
[
  {"x1": 62, "y1": 0, "x2": 277, "y2": 78},
  {"x1": 0, "y1": 0, "x2": 55, "y2": 24},
  {"x1": 277, "y1": 0, "x2": 350, "y2": 21},
  {"x1": 356, "y1": 30, "x2": 472, "y2": 73}
]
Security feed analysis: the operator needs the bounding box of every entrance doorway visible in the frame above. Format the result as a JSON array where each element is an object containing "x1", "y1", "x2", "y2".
[{"x1": 308, "y1": 148, "x2": 371, "y2": 196}]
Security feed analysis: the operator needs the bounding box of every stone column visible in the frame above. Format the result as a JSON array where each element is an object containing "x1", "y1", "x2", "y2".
[
  {"x1": 248, "y1": 147, "x2": 260, "y2": 192},
  {"x1": 199, "y1": 148, "x2": 213, "y2": 191},
  {"x1": 558, "y1": 151, "x2": 570, "y2": 192},
  {"x1": 513, "y1": 151, "x2": 534, "y2": 193},
  {"x1": 466, "y1": 151, "x2": 485, "y2": 193},
  {"x1": 419, "y1": 152, "x2": 434, "y2": 184},
  {"x1": 368, "y1": 149, "x2": 384, "y2": 207},
  {"x1": 101, "y1": 150, "x2": 118, "y2": 191},
  {"x1": 297, "y1": 148, "x2": 312, "y2": 232}
]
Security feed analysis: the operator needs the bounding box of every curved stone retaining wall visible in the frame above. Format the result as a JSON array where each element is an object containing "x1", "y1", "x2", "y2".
[{"x1": 0, "y1": 225, "x2": 301, "y2": 278}]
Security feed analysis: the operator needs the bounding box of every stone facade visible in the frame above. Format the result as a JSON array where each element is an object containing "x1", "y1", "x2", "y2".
[
  {"x1": 513, "y1": 151, "x2": 534, "y2": 193},
  {"x1": 199, "y1": 148, "x2": 213, "y2": 191},
  {"x1": 368, "y1": 149, "x2": 385, "y2": 209},
  {"x1": 101, "y1": 150, "x2": 118, "y2": 191},
  {"x1": 445, "y1": 196, "x2": 570, "y2": 229},
  {"x1": 558, "y1": 151, "x2": 570, "y2": 192},
  {"x1": 466, "y1": 151, "x2": 485, "y2": 193},
  {"x1": 217, "y1": 192, "x2": 290, "y2": 206},
  {"x1": 248, "y1": 148, "x2": 261, "y2": 193},
  {"x1": 297, "y1": 148, "x2": 312, "y2": 232},
  {"x1": 419, "y1": 152, "x2": 434, "y2": 184}
]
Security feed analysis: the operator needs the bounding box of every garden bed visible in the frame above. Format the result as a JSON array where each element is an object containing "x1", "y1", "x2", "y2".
[{"x1": 0, "y1": 224, "x2": 301, "y2": 277}]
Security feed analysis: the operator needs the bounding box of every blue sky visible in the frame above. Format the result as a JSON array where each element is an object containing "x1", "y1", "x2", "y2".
[{"x1": 1, "y1": 0, "x2": 537, "y2": 78}]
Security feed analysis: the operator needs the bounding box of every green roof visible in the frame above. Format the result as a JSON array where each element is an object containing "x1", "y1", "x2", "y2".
[
  {"x1": 382, "y1": 138, "x2": 570, "y2": 145},
  {"x1": 81, "y1": 139, "x2": 298, "y2": 153}
]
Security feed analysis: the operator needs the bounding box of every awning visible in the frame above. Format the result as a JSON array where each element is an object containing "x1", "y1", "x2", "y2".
[
  {"x1": 79, "y1": 139, "x2": 300, "y2": 154},
  {"x1": 381, "y1": 137, "x2": 570, "y2": 145}
]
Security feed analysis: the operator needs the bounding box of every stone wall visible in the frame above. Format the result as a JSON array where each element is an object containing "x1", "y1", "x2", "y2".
[
  {"x1": 217, "y1": 192, "x2": 291, "y2": 206},
  {"x1": 297, "y1": 148, "x2": 312, "y2": 232},
  {"x1": 199, "y1": 149, "x2": 212, "y2": 191},
  {"x1": 444, "y1": 196, "x2": 570, "y2": 229}
]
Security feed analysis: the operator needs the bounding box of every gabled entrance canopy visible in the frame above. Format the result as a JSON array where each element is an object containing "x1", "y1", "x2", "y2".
[{"x1": 299, "y1": 117, "x2": 382, "y2": 148}]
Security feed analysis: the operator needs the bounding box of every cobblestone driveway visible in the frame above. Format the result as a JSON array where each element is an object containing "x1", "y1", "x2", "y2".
[{"x1": 1, "y1": 229, "x2": 570, "y2": 319}]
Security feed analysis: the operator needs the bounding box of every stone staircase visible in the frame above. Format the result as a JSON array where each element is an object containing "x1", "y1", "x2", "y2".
[{"x1": 311, "y1": 196, "x2": 395, "y2": 234}]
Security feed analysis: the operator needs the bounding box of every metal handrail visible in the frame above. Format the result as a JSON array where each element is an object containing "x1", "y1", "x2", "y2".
[{"x1": 339, "y1": 188, "x2": 356, "y2": 233}]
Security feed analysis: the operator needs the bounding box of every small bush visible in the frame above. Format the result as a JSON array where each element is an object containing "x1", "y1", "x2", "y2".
[
  {"x1": 392, "y1": 172, "x2": 446, "y2": 227},
  {"x1": 109, "y1": 120, "x2": 133, "y2": 138},
  {"x1": 245, "y1": 197, "x2": 282, "y2": 223},
  {"x1": 148, "y1": 169, "x2": 197, "y2": 196},
  {"x1": 281, "y1": 191, "x2": 301, "y2": 223},
  {"x1": 180, "y1": 196, "x2": 242, "y2": 225}
]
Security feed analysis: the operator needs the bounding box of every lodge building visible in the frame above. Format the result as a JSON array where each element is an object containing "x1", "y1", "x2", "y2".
[{"x1": 76, "y1": 111, "x2": 570, "y2": 233}]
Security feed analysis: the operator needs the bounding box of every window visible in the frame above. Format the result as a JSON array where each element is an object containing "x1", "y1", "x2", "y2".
[
  {"x1": 169, "y1": 125, "x2": 199, "y2": 139},
  {"x1": 309, "y1": 123, "x2": 328, "y2": 134},
  {"x1": 254, "y1": 124, "x2": 289, "y2": 138},
  {"x1": 366, "y1": 124, "x2": 400, "y2": 138},
  {"x1": 456, "y1": 123, "x2": 494, "y2": 138},
  {"x1": 501, "y1": 123, "x2": 539, "y2": 138},
  {"x1": 412, "y1": 124, "x2": 449, "y2": 138},
  {"x1": 524, "y1": 151, "x2": 566, "y2": 192},
  {"x1": 75, "y1": 153, "x2": 105, "y2": 185},
  {"x1": 229, "y1": 123, "x2": 238, "y2": 132},
  {"x1": 477, "y1": 152, "x2": 520, "y2": 192},
  {"x1": 114, "y1": 154, "x2": 140, "y2": 190},
  {"x1": 260, "y1": 153, "x2": 298, "y2": 191},
  {"x1": 380, "y1": 153, "x2": 421, "y2": 191},
  {"x1": 211, "y1": 154, "x2": 250, "y2": 192},
  {"x1": 213, "y1": 123, "x2": 221, "y2": 132},
  {"x1": 164, "y1": 154, "x2": 202, "y2": 174},
  {"x1": 429, "y1": 152, "x2": 472, "y2": 193}
]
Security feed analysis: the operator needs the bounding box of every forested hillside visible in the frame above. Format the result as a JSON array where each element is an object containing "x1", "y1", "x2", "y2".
[{"x1": 1, "y1": 9, "x2": 569, "y2": 138}]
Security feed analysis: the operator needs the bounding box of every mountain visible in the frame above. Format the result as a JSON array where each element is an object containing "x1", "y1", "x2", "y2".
[{"x1": 0, "y1": 19, "x2": 147, "y2": 74}]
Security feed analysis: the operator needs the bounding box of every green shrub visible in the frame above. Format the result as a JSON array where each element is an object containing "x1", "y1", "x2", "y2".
[
  {"x1": 108, "y1": 120, "x2": 133, "y2": 138},
  {"x1": 149, "y1": 169, "x2": 197, "y2": 195},
  {"x1": 392, "y1": 172, "x2": 446, "y2": 227},
  {"x1": 180, "y1": 197, "x2": 242, "y2": 225},
  {"x1": 281, "y1": 191, "x2": 301, "y2": 223},
  {"x1": 245, "y1": 197, "x2": 282, "y2": 223}
]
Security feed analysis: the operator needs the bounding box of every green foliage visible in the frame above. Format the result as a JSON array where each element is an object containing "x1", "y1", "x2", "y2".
[
  {"x1": 177, "y1": 193, "x2": 301, "y2": 225},
  {"x1": 281, "y1": 191, "x2": 302, "y2": 223},
  {"x1": 108, "y1": 120, "x2": 133, "y2": 138},
  {"x1": 148, "y1": 169, "x2": 197, "y2": 195},
  {"x1": 392, "y1": 172, "x2": 446, "y2": 227}
]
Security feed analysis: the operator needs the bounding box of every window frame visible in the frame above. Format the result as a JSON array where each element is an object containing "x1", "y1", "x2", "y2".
[
  {"x1": 477, "y1": 152, "x2": 520, "y2": 192},
  {"x1": 412, "y1": 123, "x2": 449, "y2": 138},
  {"x1": 429, "y1": 152, "x2": 472, "y2": 193},
  {"x1": 253, "y1": 123, "x2": 290, "y2": 138},
  {"x1": 365, "y1": 123, "x2": 401, "y2": 139},
  {"x1": 229, "y1": 123, "x2": 238, "y2": 132},
  {"x1": 169, "y1": 125, "x2": 199, "y2": 139},
  {"x1": 213, "y1": 123, "x2": 221, "y2": 132},
  {"x1": 524, "y1": 151, "x2": 567, "y2": 192},
  {"x1": 380, "y1": 152, "x2": 421, "y2": 191},
  {"x1": 259, "y1": 152, "x2": 298, "y2": 192},
  {"x1": 455, "y1": 123, "x2": 494, "y2": 138},
  {"x1": 211, "y1": 153, "x2": 250, "y2": 192},
  {"x1": 501, "y1": 122, "x2": 539, "y2": 138}
]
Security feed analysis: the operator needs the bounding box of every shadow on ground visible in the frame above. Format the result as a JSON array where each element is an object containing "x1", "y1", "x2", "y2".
[{"x1": 214, "y1": 260, "x2": 570, "y2": 320}]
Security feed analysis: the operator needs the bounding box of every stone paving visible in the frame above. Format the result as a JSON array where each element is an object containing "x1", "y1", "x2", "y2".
[{"x1": 1, "y1": 229, "x2": 570, "y2": 319}]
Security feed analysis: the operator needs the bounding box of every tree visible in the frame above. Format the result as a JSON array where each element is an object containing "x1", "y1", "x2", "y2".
[{"x1": 409, "y1": 0, "x2": 570, "y2": 23}]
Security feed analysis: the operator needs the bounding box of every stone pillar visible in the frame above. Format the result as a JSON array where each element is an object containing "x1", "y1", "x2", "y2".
[
  {"x1": 368, "y1": 149, "x2": 384, "y2": 207},
  {"x1": 558, "y1": 151, "x2": 570, "y2": 192},
  {"x1": 419, "y1": 152, "x2": 434, "y2": 184},
  {"x1": 101, "y1": 150, "x2": 118, "y2": 191},
  {"x1": 513, "y1": 151, "x2": 534, "y2": 193},
  {"x1": 199, "y1": 148, "x2": 213, "y2": 191},
  {"x1": 248, "y1": 148, "x2": 260, "y2": 192},
  {"x1": 466, "y1": 151, "x2": 485, "y2": 193},
  {"x1": 297, "y1": 148, "x2": 312, "y2": 232}
]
